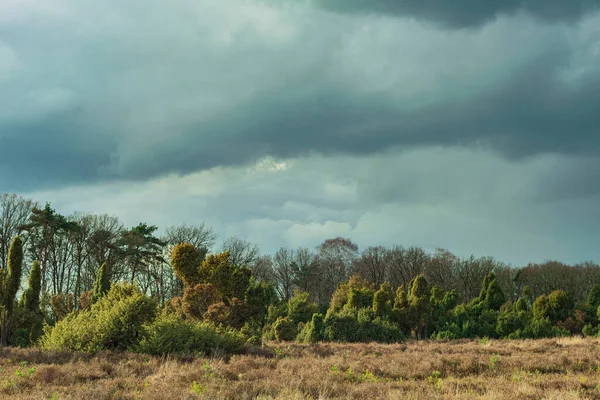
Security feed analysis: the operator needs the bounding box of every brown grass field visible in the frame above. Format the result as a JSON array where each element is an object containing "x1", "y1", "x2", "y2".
[{"x1": 2, "y1": 337, "x2": 600, "y2": 399}]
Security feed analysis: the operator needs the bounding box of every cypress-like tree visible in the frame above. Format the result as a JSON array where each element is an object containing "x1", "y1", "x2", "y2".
[
  {"x1": 408, "y1": 274, "x2": 430, "y2": 339},
  {"x1": 21, "y1": 261, "x2": 42, "y2": 313},
  {"x1": 483, "y1": 279, "x2": 505, "y2": 311},
  {"x1": 4, "y1": 236, "x2": 23, "y2": 312},
  {"x1": 19, "y1": 261, "x2": 43, "y2": 345},
  {"x1": 588, "y1": 284, "x2": 600, "y2": 312},
  {"x1": 373, "y1": 282, "x2": 394, "y2": 317},
  {"x1": 1, "y1": 236, "x2": 24, "y2": 345},
  {"x1": 92, "y1": 263, "x2": 111, "y2": 304},
  {"x1": 477, "y1": 272, "x2": 495, "y2": 303}
]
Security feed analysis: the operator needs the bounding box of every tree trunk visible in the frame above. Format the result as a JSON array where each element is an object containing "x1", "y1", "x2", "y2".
[
  {"x1": 74, "y1": 260, "x2": 81, "y2": 310},
  {"x1": 130, "y1": 262, "x2": 136, "y2": 284},
  {"x1": 0, "y1": 312, "x2": 9, "y2": 347}
]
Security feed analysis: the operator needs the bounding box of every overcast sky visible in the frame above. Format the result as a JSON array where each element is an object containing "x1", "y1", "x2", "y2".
[{"x1": 1, "y1": 0, "x2": 599, "y2": 265}]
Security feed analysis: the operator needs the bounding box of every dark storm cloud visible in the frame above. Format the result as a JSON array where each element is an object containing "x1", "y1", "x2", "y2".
[
  {"x1": 116, "y1": 45, "x2": 600, "y2": 183},
  {"x1": 2, "y1": 0, "x2": 600, "y2": 192},
  {"x1": 0, "y1": 110, "x2": 115, "y2": 192},
  {"x1": 307, "y1": 0, "x2": 600, "y2": 28},
  {"x1": 5, "y1": 41, "x2": 600, "y2": 190}
]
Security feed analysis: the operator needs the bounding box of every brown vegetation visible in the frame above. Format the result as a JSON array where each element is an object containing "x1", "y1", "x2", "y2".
[{"x1": 2, "y1": 337, "x2": 600, "y2": 399}]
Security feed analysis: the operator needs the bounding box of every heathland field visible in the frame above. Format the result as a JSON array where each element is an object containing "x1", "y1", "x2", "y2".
[{"x1": 2, "y1": 338, "x2": 600, "y2": 400}]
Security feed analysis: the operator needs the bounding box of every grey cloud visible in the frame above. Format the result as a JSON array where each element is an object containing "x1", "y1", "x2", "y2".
[
  {"x1": 116, "y1": 46, "x2": 600, "y2": 182},
  {"x1": 4, "y1": 41, "x2": 600, "y2": 191},
  {"x1": 27, "y1": 147, "x2": 600, "y2": 265},
  {"x1": 306, "y1": 0, "x2": 600, "y2": 28},
  {"x1": 0, "y1": 109, "x2": 116, "y2": 192},
  {"x1": 2, "y1": 0, "x2": 600, "y2": 193},
  {"x1": 533, "y1": 156, "x2": 600, "y2": 201}
]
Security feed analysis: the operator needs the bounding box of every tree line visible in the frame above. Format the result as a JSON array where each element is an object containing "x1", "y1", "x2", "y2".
[{"x1": 1, "y1": 192, "x2": 600, "y2": 352}]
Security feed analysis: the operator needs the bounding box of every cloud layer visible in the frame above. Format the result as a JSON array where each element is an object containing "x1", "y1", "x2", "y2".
[
  {"x1": 2, "y1": 0, "x2": 599, "y2": 264},
  {"x1": 306, "y1": 0, "x2": 600, "y2": 28},
  {"x1": 27, "y1": 147, "x2": 600, "y2": 265}
]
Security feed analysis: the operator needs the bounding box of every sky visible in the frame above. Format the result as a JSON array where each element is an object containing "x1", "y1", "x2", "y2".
[{"x1": 1, "y1": 0, "x2": 599, "y2": 266}]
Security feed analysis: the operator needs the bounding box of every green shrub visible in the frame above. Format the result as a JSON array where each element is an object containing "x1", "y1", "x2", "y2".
[
  {"x1": 92, "y1": 263, "x2": 110, "y2": 304},
  {"x1": 40, "y1": 283, "x2": 157, "y2": 352},
  {"x1": 533, "y1": 291, "x2": 573, "y2": 324},
  {"x1": 245, "y1": 280, "x2": 276, "y2": 326},
  {"x1": 357, "y1": 308, "x2": 375, "y2": 325},
  {"x1": 327, "y1": 275, "x2": 374, "y2": 317},
  {"x1": 373, "y1": 283, "x2": 394, "y2": 317},
  {"x1": 323, "y1": 308, "x2": 403, "y2": 343},
  {"x1": 137, "y1": 311, "x2": 246, "y2": 356},
  {"x1": 582, "y1": 323, "x2": 598, "y2": 337},
  {"x1": 297, "y1": 313, "x2": 325, "y2": 343},
  {"x1": 496, "y1": 310, "x2": 528, "y2": 338},
  {"x1": 324, "y1": 309, "x2": 360, "y2": 342},
  {"x1": 273, "y1": 317, "x2": 297, "y2": 342},
  {"x1": 199, "y1": 252, "x2": 251, "y2": 300},
  {"x1": 171, "y1": 243, "x2": 204, "y2": 287},
  {"x1": 434, "y1": 323, "x2": 460, "y2": 340},
  {"x1": 483, "y1": 279, "x2": 505, "y2": 311},
  {"x1": 360, "y1": 317, "x2": 404, "y2": 343},
  {"x1": 523, "y1": 317, "x2": 569, "y2": 339},
  {"x1": 240, "y1": 321, "x2": 263, "y2": 346},
  {"x1": 346, "y1": 288, "x2": 374, "y2": 310},
  {"x1": 287, "y1": 291, "x2": 317, "y2": 325},
  {"x1": 10, "y1": 328, "x2": 30, "y2": 348},
  {"x1": 262, "y1": 323, "x2": 276, "y2": 341},
  {"x1": 267, "y1": 302, "x2": 287, "y2": 324},
  {"x1": 514, "y1": 298, "x2": 528, "y2": 312}
]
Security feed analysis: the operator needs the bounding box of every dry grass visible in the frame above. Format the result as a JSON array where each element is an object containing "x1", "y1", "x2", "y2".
[{"x1": 2, "y1": 337, "x2": 600, "y2": 399}]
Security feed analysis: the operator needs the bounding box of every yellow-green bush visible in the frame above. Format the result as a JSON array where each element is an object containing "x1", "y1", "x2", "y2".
[
  {"x1": 297, "y1": 313, "x2": 324, "y2": 343},
  {"x1": 40, "y1": 283, "x2": 156, "y2": 352},
  {"x1": 323, "y1": 307, "x2": 404, "y2": 343},
  {"x1": 137, "y1": 311, "x2": 246, "y2": 356},
  {"x1": 287, "y1": 291, "x2": 317, "y2": 325},
  {"x1": 273, "y1": 317, "x2": 297, "y2": 341}
]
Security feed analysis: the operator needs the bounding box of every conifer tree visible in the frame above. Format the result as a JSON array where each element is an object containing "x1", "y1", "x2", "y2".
[
  {"x1": 0, "y1": 236, "x2": 23, "y2": 345},
  {"x1": 21, "y1": 261, "x2": 41, "y2": 313},
  {"x1": 92, "y1": 263, "x2": 111, "y2": 304},
  {"x1": 19, "y1": 261, "x2": 43, "y2": 345},
  {"x1": 408, "y1": 274, "x2": 430, "y2": 339},
  {"x1": 483, "y1": 278, "x2": 505, "y2": 311},
  {"x1": 4, "y1": 237, "x2": 23, "y2": 312}
]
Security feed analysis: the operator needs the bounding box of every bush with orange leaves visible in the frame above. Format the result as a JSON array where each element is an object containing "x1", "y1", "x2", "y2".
[{"x1": 182, "y1": 283, "x2": 221, "y2": 320}]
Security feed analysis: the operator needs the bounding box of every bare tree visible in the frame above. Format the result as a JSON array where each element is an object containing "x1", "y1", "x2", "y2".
[
  {"x1": 387, "y1": 246, "x2": 429, "y2": 289},
  {"x1": 84, "y1": 214, "x2": 124, "y2": 290},
  {"x1": 355, "y1": 246, "x2": 389, "y2": 286},
  {"x1": 425, "y1": 248, "x2": 459, "y2": 291},
  {"x1": 47, "y1": 227, "x2": 74, "y2": 295},
  {"x1": 316, "y1": 237, "x2": 358, "y2": 304},
  {"x1": 291, "y1": 247, "x2": 319, "y2": 298},
  {"x1": 453, "y1": 255, "x2": 497, "y2": 301},
  {"x1": 163, "y1": 223, "x2": 216, "y2": 252},
  {"x1": 272, "y1": 248, "x2": 295, "y2": 301},
  {"x1": 252, "y1": 254, "x2": 275, "y2": 283},
  {"x1": 220, "y1": 237, "x2": 260, "y2": 268},
  {"x1": 0, "y1": 194, "x2": 36, "y2": 270},
  {"x1": 66, "y1": 212, "x2": 94, "y2": 308}
]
